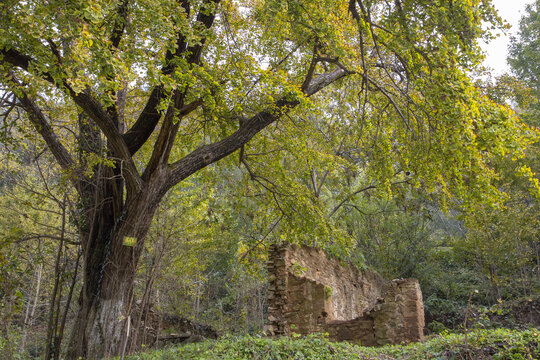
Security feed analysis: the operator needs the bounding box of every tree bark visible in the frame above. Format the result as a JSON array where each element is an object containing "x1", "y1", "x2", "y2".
[{"x1": 66, "y1": 161, "x2": 169, "y2": 359}]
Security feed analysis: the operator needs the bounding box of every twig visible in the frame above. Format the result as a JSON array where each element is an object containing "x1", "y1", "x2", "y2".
[{"x1": 239, "y1": 215, "x2": 284, "y2": 262}]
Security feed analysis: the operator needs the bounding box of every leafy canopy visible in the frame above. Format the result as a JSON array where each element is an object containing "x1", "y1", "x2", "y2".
[{"x1": 0, "y1": 0, "x2": 538, "y2": 236}]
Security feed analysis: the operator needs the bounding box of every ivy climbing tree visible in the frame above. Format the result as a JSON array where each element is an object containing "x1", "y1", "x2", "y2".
[{"x1": 0, "y1": 0, "x2": 537, "y2": 358}]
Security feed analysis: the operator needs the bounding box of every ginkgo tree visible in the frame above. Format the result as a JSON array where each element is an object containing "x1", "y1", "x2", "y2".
[{"x1": 0, "y1": 0, "x2": 537, "y2": 358}]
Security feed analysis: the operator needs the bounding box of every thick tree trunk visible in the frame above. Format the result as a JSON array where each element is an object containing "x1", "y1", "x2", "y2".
[
  {"x1": 71, "y1": 271, "x2": 137, "y2": 359},
  {"x1": 67, "y1": 166, "x2": 167, "y2": 359}
]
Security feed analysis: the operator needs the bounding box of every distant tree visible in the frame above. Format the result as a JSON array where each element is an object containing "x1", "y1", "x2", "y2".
[
  {"x1": 0, "y1": 0, "x2": 537, "y2": 358},
  {"x1": 509, "y1": 0, "x2": 540, "y2": 125}
]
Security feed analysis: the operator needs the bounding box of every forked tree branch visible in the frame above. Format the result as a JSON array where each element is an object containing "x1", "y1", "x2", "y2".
[
  {"x1": 65, "y1": 86, "x2": 143, "y2": 194},
  {"x1": 8, "y1": 71, "x2": 81, "y2": 192},
  {"x1": 1, "y1": 48, "x2": 143, "y2": 193},
  {"x1": 165, "y1": 68, "x2": 351, "y2": 191},
  {"x1": 122, "y1": 0, "x2": 193, "y2": 155},
  {"x1": 1, "y1": 48, "x2": 124, "y2": 152},
  {"x1": 142, "y1": 0, "x2": 220, "y2": 179}
]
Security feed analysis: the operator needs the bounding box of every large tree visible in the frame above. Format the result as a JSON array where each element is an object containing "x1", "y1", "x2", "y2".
[
  {"x1": 0, "y1": 0, "x2": 536, "y2": 358},
  {"x1": 508, "y1": 0, "x2": 540, "y2": 130},
  {"x1": 509, "y1": 0, "x2": 540, "y2": 101}
]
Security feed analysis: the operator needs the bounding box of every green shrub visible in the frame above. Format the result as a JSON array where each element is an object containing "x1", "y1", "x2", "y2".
[{"x1": 124, "y1": 328, "x2": 539, "y2": 360}]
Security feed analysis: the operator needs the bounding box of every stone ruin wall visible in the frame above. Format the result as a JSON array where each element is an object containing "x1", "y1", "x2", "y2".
[{"x1": 266, "y1": 244, "x2": 425, "y2": 346}]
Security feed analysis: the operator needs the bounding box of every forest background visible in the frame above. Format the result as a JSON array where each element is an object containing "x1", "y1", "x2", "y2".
[{"x1": 0, "y1": 0, "x2": 539, "y2": 359}]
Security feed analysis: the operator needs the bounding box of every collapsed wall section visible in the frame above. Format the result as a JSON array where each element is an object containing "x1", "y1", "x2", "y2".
[{"x1": 266, "y1": 243, "x2": 425, "y2": 345}]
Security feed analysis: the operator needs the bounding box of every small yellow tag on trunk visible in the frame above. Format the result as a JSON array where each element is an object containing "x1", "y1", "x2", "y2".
[{"x1": 123, "y1": 236, "x2": 137, "y2": 247}]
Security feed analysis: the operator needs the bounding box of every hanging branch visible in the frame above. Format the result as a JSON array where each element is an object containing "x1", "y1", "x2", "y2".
[
  {"x1": 239, "y1": 215, "x2": 284, "y2": 262},
  {"x1": 328, "y1": 179, "x2": 410, "y2": 218}
]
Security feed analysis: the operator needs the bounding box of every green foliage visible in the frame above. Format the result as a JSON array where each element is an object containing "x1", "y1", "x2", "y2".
[
  {"x1": 1, "y1": 0, "x2": 536, "y2": 212},
  {"x1": 2, "y1": 0, "x2": 540, "y2": 357},
  {"x1": 508, "y1": 1, "x2": 540, "y2": 111},
  {"x1": 123, "y1": 329, "x2": 540, "y2": 360},
  {"x1": 135, "y1": 172, "x2": 272, "y2": 333},
  {"x1": 0, "y1": 130, "x2": 79, "y2": 358},
  {"x1": 345, "y1": 194, "x2": 436, "y2": 279},
  {"x1": 324, "y1": 286, "x2": 333, "y2": 299}
]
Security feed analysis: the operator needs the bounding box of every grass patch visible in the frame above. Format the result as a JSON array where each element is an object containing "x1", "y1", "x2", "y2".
[{"x1": 125, "y1": 328, "x2": 539, "y2": 360}]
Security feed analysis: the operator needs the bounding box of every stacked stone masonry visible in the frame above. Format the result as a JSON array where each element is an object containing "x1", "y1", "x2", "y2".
[{"x1": 266, "y1": 244, "x2": 425, "y2": 346}]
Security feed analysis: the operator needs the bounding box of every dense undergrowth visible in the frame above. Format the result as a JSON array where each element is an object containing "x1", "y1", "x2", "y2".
[{"x1": 125, "y1": 328, "x2": 539, "y2": 360}]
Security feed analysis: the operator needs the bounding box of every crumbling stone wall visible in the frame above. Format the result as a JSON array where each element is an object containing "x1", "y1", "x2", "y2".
[{"x1": 266, "y1": 243, "x2": 425, "y2": 345}]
